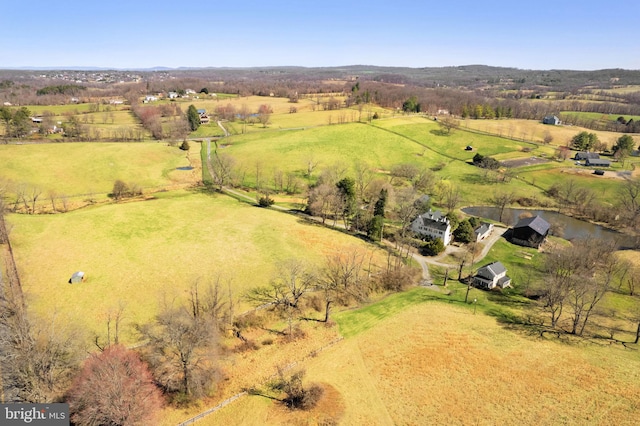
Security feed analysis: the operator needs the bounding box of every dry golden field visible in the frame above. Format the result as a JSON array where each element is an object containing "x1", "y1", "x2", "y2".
[
  {"x1": 202, "y1": 301, "x2": 640, "y2": 425},
  {"x1": 7, "y1": 191, "x2": 388, "y2": 342},
  {"x1": 461, "y1": 118, "x2": 638, "y2": 149}
]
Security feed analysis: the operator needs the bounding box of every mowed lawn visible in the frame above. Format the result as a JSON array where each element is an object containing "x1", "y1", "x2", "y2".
[
  {"x1": 0, "y1": 142, "x2": 197, "y2": 198},
  {"x1": 8, "y1": 191, "x2": 388, "y2": 341},
  {"x1": 209, "y1": 297, "x2": 640, "y2": 425}
]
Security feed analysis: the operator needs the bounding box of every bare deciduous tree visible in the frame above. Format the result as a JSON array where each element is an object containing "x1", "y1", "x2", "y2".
[
  {"x1": 210, "y1": 151, "x2": 236, "y2": 191},
  {"x1": 136, "y1": 299, "x2": 220, "y2": 399},
  {"x1": 393, "y1": 187, "x2": 418, "y2": 237},
  {"x1": 0, "y1": 304, "x2": 82, "y2": 403},
  {"x1": 542, "y1": 237, "x2": 618, "y2": 335},
  {"x1": 68, "y1": 345, "x2": 163, "y2": 426},
  {"x1": 489, "y1": 191, "x2": 516, "y2": 223},
  {"x1": 319, "y1": 250, "x2": 369, "y2": 322},
  {"x1": 246, "y1": 259, "x2": 316, "y2": 335}
]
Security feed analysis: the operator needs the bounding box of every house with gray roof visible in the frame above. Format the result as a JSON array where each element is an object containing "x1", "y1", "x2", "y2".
[
  {"x1": 411, "y1": 210, "x2": 452, "y2": 246},
  {"x1": 474, "y1": 222, "x2": 493, "y2": 242},
  {"x1": 585, "y1": 158, "x2": 611, "y2": 167},
  {"x1": 473, "y1": 261, "x2": 511, "y2": 289},
  {"x1": 512, "y1": 215, "x2": 550, "y2": 248},
  {"x1": 574, "y1": 152, "x2": 600, "y2": 161},
  {"x1": 543, "y1": 115, "x2": 561, "y2": 125}
]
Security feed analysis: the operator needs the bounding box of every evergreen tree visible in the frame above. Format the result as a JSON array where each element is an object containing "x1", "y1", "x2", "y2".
[
  {"x1": 336, "y1": 177, "x2": 356, "y2": 216},
  {"x1": 613, "y1": 134, "x2": 635, "y2": 154},
  {"x1": 187, "y1": 104, "x2": 201, "y2": 131},
  {"x1": 453, "y1": 219, "x2": 475, "y2": 243},
  {"x1": 571, "y1": 131, "x2": 598, "y2": 151},
  {"x1": 373, "y1": 189, "x2": 388, "y2": 217},
  {"x1": 367, "y1": 215, "x2": 384, "y2": 241}
]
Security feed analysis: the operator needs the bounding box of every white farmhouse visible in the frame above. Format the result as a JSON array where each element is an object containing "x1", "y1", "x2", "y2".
[
  {"x1": 473, "y1": 261, "x2": 511, "y2": 289},
  {"x1": 410, "y1": 210, "x2": 452, "y2": 246}
]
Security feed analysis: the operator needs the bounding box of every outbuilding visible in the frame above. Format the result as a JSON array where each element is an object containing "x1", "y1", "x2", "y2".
[
  {"x1": 69, "y1": 271, "x2": 86, "y2": 284},
  {"x1": 585, "y1": 158, "x2": 611, "y2": 167},
  {"x1": 542, "y1": 115, "x2": 561, "y2": 125},
  {"x1": 511, "y1": 215, "x2": 550, "y2": 248}
]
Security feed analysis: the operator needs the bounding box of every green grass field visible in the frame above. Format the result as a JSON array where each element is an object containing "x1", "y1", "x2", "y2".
[
  {"x1": 7, "y1": 190, "x2": 388, "y2": 341},
  {"x1": 0, "y1": 142, "x2": 196, "y2": 202}
]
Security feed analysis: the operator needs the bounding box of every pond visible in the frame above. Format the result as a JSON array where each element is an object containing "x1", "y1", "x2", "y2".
[
  {"x1": 462, "y1": 206, "x2": 638, "y2": 249},
  {"x1": 176, "y1": 166, "x2": 194, "y2": 171}
]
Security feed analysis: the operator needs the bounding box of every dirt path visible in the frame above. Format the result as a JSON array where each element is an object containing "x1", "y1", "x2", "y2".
[{"x1": 409, "y1": 225, "x2": 508, "y2": 287}]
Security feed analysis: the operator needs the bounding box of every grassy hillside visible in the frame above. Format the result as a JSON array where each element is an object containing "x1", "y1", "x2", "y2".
[
  {"x1": 8, "y1": 190, "x2": 388, "y2": 341},
  {"x1": 0, "y1": 142, "x2": 198, "y2": 206},
  {"x1": 207, "y1": 296, "x2": 640, "y2": 425}
]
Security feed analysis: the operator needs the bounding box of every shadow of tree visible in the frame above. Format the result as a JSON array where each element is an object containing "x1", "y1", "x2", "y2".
[{"x1": 429, "y1": 129, "x2": 450, "y2": 137}]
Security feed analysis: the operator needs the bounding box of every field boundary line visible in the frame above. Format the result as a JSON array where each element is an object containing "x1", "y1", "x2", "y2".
[{"x1": 176, "y1": 336, "x2": 344, "y2": 425}]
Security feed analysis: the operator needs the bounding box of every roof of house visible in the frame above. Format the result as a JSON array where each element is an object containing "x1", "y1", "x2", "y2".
[
  {"x1": 477, "y1": 261, "x2": 507, "y2": 279},
  {"x1": 514, "y1": 215, "x2": 550, "y2": 235},
  {"x1": 575, "y1": 152, "x2": 600, "y2": 160},
  {"x1": 414, "y1": 210, "x2": 450, "y2": 232},
  {"x1": 197, "y1": 109, "x2": 206, "y2": 114},
  {"x1": 422, "y1": 209, "x2": 444, "y2": 221},
  {"x1": 586, "y1": 158, "x2": 611, "y2": 166},
  {"x1": 474, "y1": 222, "x2": 492, "y2": 236},
  {"x1": 415, "y1": 216, "x2": 450, "y2": 231}
]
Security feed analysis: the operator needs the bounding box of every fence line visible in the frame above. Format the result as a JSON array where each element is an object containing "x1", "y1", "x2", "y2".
[
  {"x1": 0, "y1": 215, "x2": 23, "y2": 307},
  {"x1": 176, "y1": 336, "x2": 344, "y2": 425}
]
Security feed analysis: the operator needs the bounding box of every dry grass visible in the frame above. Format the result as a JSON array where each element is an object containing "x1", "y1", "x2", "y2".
[
  {"x1": 8, "y1": 191, "x2": 388, "y2": 342},
  {"x1": 206, "y1": 301, "x2": 640, "y2": 425},
  {"x1": 461, "y1": 118, "x2": 629, "y2": 149}
]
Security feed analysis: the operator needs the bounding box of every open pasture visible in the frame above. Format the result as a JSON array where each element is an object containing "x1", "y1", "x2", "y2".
[
  {"x1": 218, "y1": 118, "x2": 553, "y2": 205},
  {"x1": 0, "y1": 142, "x2": 196, "y2": 203},
  {"x1": 560, "y1": 111, "x2": 640, "y2": 125},
  {"x1": 517, "y1": 166, "x2": 629, "y2": 205},
  {"x1": 209, "y1": 298, "x2": 640, "y2": 425},
  {"x1": 219, "y1": 121, "x2": 445, "y2": 180},
  {"x1": 461, "y1": 118, "x2": 631, "y2": 149},
  {"x1": 7, "y1": 190, "x2": 389, "y2": 341},
  {"x1": 164, "y1": 95, "x2": 334, "y2": 117},
  {"x1": 371, "y1": 116, "x2": 549, "y2": 161}
]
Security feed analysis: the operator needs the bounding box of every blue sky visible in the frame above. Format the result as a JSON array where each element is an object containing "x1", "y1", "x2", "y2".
[{"x1": 1, "y1": 0, "x2": 639, "y2": 70}]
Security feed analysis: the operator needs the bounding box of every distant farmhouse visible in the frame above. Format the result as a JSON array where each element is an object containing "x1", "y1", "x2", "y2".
[
  {"x1": 542, "y1": 115, "x2": 561, "y2": 125},
  {"x1": 411, "y1": 210, "x2": 452, "y2": 246},
  {"x1": 197, "y1": 109, "x2": 210, "y2": 124},
  {"x1": 511, "y1": 215, "x2": 550, "y2": 248},
  {"x1": 473, "y1": 261, "x2": 511, "y2": 289}
]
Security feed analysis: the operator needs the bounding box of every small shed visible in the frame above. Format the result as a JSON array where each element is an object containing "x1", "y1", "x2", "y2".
[
  {"x1": 542, "y1": 115, "x2": 561, "y2": 125},
  {"x1": 69, "y1": 271, "x2": 85, "y2": 284}
]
